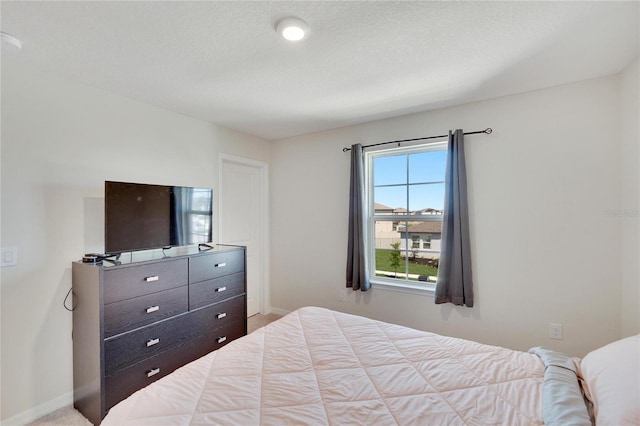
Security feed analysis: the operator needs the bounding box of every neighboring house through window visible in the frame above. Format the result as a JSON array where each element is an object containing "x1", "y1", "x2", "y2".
[
  {"x1": 366, "y1": 143, "x2": 446, "y2": 290},
  {"x1": 186, "y1": 187, "x2": 213, "y2": 243}
]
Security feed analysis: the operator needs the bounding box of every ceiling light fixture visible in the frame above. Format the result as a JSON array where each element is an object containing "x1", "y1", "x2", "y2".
[
  {"x1": 0, "y1": 31, "x2": 23, "y2": 51},
  {"x1": 276, "y1": 17, "x2": 309, "y2": 42}
]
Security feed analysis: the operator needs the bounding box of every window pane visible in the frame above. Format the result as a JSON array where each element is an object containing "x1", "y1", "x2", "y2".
[
  {"x1": 374, "y1": 186, "x2": 407, "y2": 212},
  {"x1": 373, "y1": 155, "x2": 406, "y2": 186},
  {"x1": 374, "y1": 220, "x2": 407, "y2": 279},
  {"x1": 411, "y1": 235, "x2": 420, "y2": 249},
  {"x1": 409, "y1": 150, "x2": 447, "y2": 184},
  {"x1": 409, "y1": 183, "x2": 444, "y2": 213},
  {"x1": 190, "y1": 214, "x2": 211, "y2": 242},
  {"x1": 402, "y1": 220, "x2": 441, "y2": 282},
  {"x1": 409, "y1": 258, "x2": 439, "y2": 283},
  {"x1": 374, "y1": 219, "x2": 441, "y2": 282},
  {"x1": 404, "y1": 221, "x2": 442, "y2": 253},
  {"x1": 373, "y1": 220, "x2": 405, "y2": 251},
  {"x1": 191, "y1": 189, "x2": 212, "y2": 211}
]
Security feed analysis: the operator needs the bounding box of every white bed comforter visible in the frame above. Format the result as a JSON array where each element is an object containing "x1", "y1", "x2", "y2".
[{"x1": 103, "y1": 307, "x2": 544, "y2": 425}]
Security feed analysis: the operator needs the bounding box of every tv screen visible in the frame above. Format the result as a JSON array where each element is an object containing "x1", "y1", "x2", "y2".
[{"x1": 105, "y1": 181, "x2": 213, "y2": 254}]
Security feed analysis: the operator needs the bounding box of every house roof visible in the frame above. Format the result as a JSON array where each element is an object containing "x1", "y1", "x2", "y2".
[
  {"x1": 374, "y1": 204, "x2": 409, "y2": 214},
  {"x1": 374, "y1": 203, "x2": 393, "y2": 211},
  {"x1": 405, "y1": 222, "x2": 442, "y2": 234},
  {"x1": 417, "y1": 208, "x2": 443, "y2": 214}
]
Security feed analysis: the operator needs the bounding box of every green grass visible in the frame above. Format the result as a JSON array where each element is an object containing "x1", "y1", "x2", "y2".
[{"x1": 375, "y1": 249, "x2": 438, "y2": 280}]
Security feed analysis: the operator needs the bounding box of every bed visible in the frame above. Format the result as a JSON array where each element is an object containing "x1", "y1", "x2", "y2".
[{"x1": 102, "y1": 307, "x2": 639, "y2": 425}]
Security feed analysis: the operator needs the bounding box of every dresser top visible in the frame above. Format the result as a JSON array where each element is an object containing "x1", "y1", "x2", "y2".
[{"x1": 75, "y1": 244, "x2": 244, "y2": 269}]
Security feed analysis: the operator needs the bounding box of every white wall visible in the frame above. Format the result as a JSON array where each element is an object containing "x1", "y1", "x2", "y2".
[
  {"x1": 0, "y1": 57, "x2": 269, "y2": 422},
  {"x1": 619, "y1": 58, "x2": 640, "y2": 336},
  {"x1": 271, "y1": 68, "x2": 638, "y2": 359}
]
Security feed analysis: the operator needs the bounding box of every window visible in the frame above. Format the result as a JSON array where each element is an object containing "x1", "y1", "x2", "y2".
[
  {"x1": 366, "y1": 143, "x2": 446, "y2": 290},
  {"x1": 186, "y1": 188, "x2": 213, "y2": 243},
  {"x1": 411, "y1": 235, "x2": 420, "y2": 249}
]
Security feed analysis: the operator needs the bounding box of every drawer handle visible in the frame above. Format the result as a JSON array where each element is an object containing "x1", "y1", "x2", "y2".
[
  {"x1": 145, "y1": 276, "x2": 159, "y2": 282},
  {"x1": 146, "y1": 367, "x2": 160, "y2": 378},
  {"x1": 214, "y1": 263, "x2": 226, "y2": 268},
  {"x1": 217, "y1": 336, "x2": 227, "y2": 344},
  {"x1": 215, "y1": 286, "x2": 227, "y2": 293},
  {"x1": 146, "y1": 338, "x2": 160, "y2": 347},
  {"x1": 146, "y1": 305, "x2": 160, "y2": 314},
  {"x1": 216, "y1": 312, "x2": 227, "y2": 319}
]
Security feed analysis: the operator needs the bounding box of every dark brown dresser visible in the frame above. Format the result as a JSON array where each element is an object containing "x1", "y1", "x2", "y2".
[{"x1": 72, "y1": 245, "x2": 246, "y2": 425}]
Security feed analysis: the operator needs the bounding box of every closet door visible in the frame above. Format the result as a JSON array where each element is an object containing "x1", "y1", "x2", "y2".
[{"x1": 219, "y1": 155, "x2": 267, "y2": 317}]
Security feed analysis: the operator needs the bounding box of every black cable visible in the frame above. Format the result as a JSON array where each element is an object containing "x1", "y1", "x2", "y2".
[{"x1": 64, "y1": 287, "x2": 77, "y2": 311}]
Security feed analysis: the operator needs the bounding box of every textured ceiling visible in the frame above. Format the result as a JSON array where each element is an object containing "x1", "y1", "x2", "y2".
[{"x1": 1, "y1": 1, "x2": 638, "y2": 140}]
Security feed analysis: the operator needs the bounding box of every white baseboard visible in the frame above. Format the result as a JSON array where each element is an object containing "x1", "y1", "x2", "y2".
[
  {"x1": 269, "y1": 306, "x2": 291, "y2": 317},
  {"x1": 1, "y1": 392, "x2": 73, "y2": 426}
]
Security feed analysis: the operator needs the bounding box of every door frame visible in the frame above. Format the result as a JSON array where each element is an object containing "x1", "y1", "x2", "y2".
[{"x1": 218, "y1": 153, "x2": 270, "y2": 315}]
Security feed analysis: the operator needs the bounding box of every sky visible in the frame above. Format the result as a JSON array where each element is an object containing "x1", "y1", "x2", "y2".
[{"x1": 373, "y1": 149, "x2": 447, "y2": 211}]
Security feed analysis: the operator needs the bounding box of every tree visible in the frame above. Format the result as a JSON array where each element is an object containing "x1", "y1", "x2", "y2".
[
  {"x1": 411, "y1": 247, "x2": 419, "y2": 262},
  {"x1": 389, "y1": 242, "x2": 402, "y2": 278}
]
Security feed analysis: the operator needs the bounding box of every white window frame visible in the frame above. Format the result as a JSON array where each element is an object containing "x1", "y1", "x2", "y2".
[{"x1": 365, "y1": 142, "x2": 446, "y2": 294}]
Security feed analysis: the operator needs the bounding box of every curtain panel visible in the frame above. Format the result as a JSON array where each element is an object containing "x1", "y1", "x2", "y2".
[
  {"x1": 435, "y1": 129, "x2": 474, "y2": 307},
  {"x1": 346, "y1": 143, "x2": 370, "y2": 291}
]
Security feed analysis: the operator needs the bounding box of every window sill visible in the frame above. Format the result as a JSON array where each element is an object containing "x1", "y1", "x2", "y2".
[{"x1": 370, "y1": 277, "x2": 436, "y2": 296}]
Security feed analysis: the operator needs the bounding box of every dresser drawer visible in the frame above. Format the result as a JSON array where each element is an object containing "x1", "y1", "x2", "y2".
[
  {"x1": 190, "y1": 295, "x2": 246, "y2": 336},
  {"x1": 104, "y1": 313, "x2": 191, "y2": 376},
  {"x1": 104, "y1": 341, "x2": 196, "y2": 411},
  {"x1": 202, "y1": 319, "x2": 246, "y2": 351},
  {"x1": 103, "y1": 258, "x2": 188, "y2": 304},
  {"x1": 104, "y1": 321, "x2": 245, "y2": 411},
  {"x1": 189, "y1": 250, "x2": 244, "y2": 284},
  {"x1": 104, "y1": 296, "x2": 245, "y2": 376},
  {"x1": 104, "y1": 285, "x2": 188, "y2": 338},
  {"x1": 185, "y1": 319, "x2": 246, "y2": 358},
  {"x1": 189, "y1": 272, "x2": 245, "y2": 310}
]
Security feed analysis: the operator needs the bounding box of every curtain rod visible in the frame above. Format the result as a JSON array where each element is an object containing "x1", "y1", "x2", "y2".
[{"x1": 341, "y1": 128, "x2": 493, "y2": 152}]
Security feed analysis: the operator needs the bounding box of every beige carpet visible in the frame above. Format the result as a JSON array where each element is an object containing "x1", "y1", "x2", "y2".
[
  {"x1": 26, "y1": 407, "x2": 91, "y2": 426},
  {"x1": 27, "y1": 313, "x2": 282, "y2": 425},
  {"x1": 247, "y1": 312, "x2": 282, "y2": 333}
]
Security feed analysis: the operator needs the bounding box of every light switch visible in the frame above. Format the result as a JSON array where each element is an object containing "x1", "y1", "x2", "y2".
[{"x1": 1, "y1": 247, "x2": 18, "y2": 267}]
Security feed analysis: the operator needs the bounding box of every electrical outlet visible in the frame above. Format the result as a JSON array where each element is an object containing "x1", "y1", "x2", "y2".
[
  {"x1": 549, "y1": 322, "x2": 563, "y2": 340},
  {"x1": 1, "y1": 247, "x2": 18, "y2": 267},
  {"x1": 338, "y1": 289, "x2": 346, "y2": 302}
]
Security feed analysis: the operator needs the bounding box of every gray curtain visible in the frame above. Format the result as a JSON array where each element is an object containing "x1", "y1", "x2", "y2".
[
  {"x1": 346, "y1": 143, "x2": 370, "y2": 291},
  {"x1": 435, "y1": 130, "x2": 474, "y2": 307}
]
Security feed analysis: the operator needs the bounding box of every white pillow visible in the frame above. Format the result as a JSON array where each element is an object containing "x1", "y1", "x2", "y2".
[{"x1": 580, "y1": 334, "x2": 640, "y2": 426}]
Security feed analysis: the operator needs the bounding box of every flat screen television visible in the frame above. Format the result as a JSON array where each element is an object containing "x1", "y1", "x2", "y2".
[{"x1": 105, "y1": 181, "x2": 213, "y2": 254}]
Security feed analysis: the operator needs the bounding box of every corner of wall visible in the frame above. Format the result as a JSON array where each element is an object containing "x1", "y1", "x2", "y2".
[{"x1": 619, "y1": 57, "x2": 640, "y2": 337}]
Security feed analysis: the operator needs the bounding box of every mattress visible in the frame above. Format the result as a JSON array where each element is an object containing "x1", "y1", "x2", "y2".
[{"x1": 102, "y1": 306, "x2": 546, "y2": 425}]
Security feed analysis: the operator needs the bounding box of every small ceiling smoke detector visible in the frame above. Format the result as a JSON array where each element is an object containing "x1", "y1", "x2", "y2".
[
  {"x1": 276, "y1": 17, "x2": 309, "y2": 41},
  {"x1": 1, "y1": 31, "x2": 23, "y2": 51}
]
